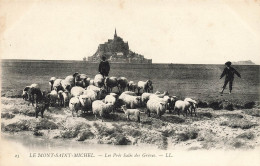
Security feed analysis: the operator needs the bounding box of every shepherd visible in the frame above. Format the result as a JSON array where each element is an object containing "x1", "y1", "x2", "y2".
[
  {"x1": 220, "y1": 61, "x2": 241, "y2": 94},
  {"x1": 98, "y1": 56, "x2": 110, "y2": 77}
]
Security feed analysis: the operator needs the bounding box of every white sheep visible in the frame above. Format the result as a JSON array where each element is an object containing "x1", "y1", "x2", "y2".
[
  {"x1": 92, "y1": 100, "x2": 114, "y2": 121},
  {"x1": 137, "y1": 80, "x2": 153, "y2": 94},
  {"x1": 49, "y1": 77, "x2": 56, "y2": 91},
  {"x1": 121, "y1": 91, "x2": 137, "y2": 96},
  {"x1": 94, "y1": 74, "x2": 105, "y2": 88},
  {"x1": 104, "y1": 94, "x2": 118, "y2": 112},
  {"x1": 149, "y1": 94, "x2": 171, "y2": 110},
  {"x1": 127, "y1": 81, "x2": 138, "y2": 92},
  {"x1": 109, "y1": 92, "x2": 117, "y2": 97},
  {"x1": 61, "y1": 79, "x2": 72, "y2": 92},
  {"x1": 48, "y1": 90, "x2": 59, "y2": 106},
  {"x1": 149, "y1": 91, "x2": 169, "y2": 100},
  {"x1": 86, "y1": 85, "x2": 106, "y2": 99},
  {"x1": 61, "y1": 90, "x2": 71, "y2": 107},
  {"x1": 86, "y1": 85, "x2": 101, "y2": 92},
  {"x1": 89, "y1": 79, "x2": 94, "y2": 86},
  {"x1": 119, "y1": 94, "x2": 141, "y2": 109},
  {"x1": 184, "y1": 98, "x2": 197, "y2": 116},
  {"x1": 30, "y1": 83, "x2": 40, "y2": 89},
  {"x1": 53, "y1": 79, "x2": 63, "y2": 91},
  {"x1": 69, "y1": 97, "x2": 81, "y2": 117},
  {"x1": 146, "y1": 99, "x2": 166, "y2": 118},
  {"x1": 121, "y1": 105, "x2": 140, "y2": 122},
  {"x1": 141, "y1": 92, "x2": 152, "y2": 105},
  {"x1": 70, "y1": 86, "x2": 84, "y2": 97},
  {"x1": 65, "y1": 75, "x2": 75, "y2": 87},
  {"x1": 174, "y1": 100, "x2": 194, "y2": 117},
  {"x1": 104, "y1": 94, "x2": 117, "y2": 105},
  {"x1": 83, "y1": 89, "x2": 98, "y2": 101}
]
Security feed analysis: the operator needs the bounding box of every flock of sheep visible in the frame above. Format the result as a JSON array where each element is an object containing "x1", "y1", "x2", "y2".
[{"x1": 22, "y1": 72, "x2": 198, "y2": 122}]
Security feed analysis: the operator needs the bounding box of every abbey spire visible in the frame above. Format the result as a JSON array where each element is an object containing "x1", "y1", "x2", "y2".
[{"x1": 114, "y1": 28, "x2": 117, "y2": 38}]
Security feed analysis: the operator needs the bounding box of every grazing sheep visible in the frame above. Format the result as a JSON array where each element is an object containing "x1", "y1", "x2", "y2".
[
  {"x1": 63, "y1": 72, "x2": 80, "y2": 87},
  {"x1": 53, "y1": 79, "x2": 63, "y2": 91},
  {"x1": 137, "y1": 80, "x2": 153, "y2": 94},
  {"x1": 121, "y1": 105, "x2": 140, "y2": 122},
  {"x1": 127, "y1": 81, "x2": 138, "y2": 92},
  {"x1": 121, "y1": 91, "x2": 137, "y2": 96},
  {"x1": 94, "y1": 74, "x2": 105, "y2": 88},
  {"x1": 61, "y1": 79, "x2": 72, "y2": 92},
  {"x1": 49, "y1": 77, "x2": 56, "y2": 91},
  {"x1": 75, "y1": 74, "x2": 89, "y2": 88},
  {"x1": 92, "y1": 100, "x2": 114, "y2": 121},
  {"x1": 148, "y1": 93, "x2": 172, "y2": 110},
  {"x1": 58, "y1": 90, "x2": 70, "y2": 107},
  {"x1": 184, "y1": 98, "x2": 197, "y2": 116},
  {"x1": 88, "y1": 79, "x2": 94, "y2": 86},
  {"x1": 167, "y1": 96, "x2": 178, "y2": 113},
  {"x1": 174, "y1": 100, "x2": 194, "y2": 117},
  {"x1": 69, "y1": 97, "x2": 81, "y2": 117},
  {"x1": 65, "y1": 75, "x2": 75, "y2": 87},
  {"x1": 48, "y1": 90, "x2": 59, "y2": 106},
  {"x1": 104, "y1": 94, "x2": 117, "y2": 105},
  {"x1": 109, "y1": 92, "x2": 118, "y2": 97},
  {"x1": 149, "y1": 91, "x2": 169, "y2": 100},
  {"x1": 146, "y1": 99, "x2": 166, "y2": 118},
  {"x1": 30, "y1": 83, "x2": 40, "y2": 89},
  {"x1": 70, "y1": 86, "x2": 84, "y2": 97},
  {"x1": 35, "y1": 96, "x2": 50, "y2": 118},
  {"x1": 83, "y1": 89, "x2": 98, "y2": 101},
  {"x1": 79, "y1": 95, "x2": 92, "y2": 113},
  {"x1": 104, "y1": 93, "x2": 118, "y2": 112},
  {"x1": 141, "y1": 92, "x2": 152, "y2": 105},
  {"x1": 119, "y1": 94, "x2": 141, "y2": 109},
  {"x1": 22, "y1": 86, "x2": 31, "y2": 101},
  {"x1": 57, "y1": 90, "x2": 64, "y2": 106},
  {"x1": 117, "y1": 77, "x2": 128, "y2": 93},
  {"x1": 104, "y1": 77, "x2": 118, "y2": 92},
  {"x1": 86, "y1": 85, "x2": 106, "y2": 99}
]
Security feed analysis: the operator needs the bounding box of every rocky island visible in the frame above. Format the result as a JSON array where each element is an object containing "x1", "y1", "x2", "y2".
[{"x1": 87, "y1": 29, "x2": 152, "y2": 64}]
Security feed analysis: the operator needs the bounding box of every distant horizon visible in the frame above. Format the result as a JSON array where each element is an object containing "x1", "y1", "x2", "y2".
[
  {"x1": 1, "y1": 0, "x2": 260, "y2": 64},
  {"x1": 1, "y1": 58, "x2": 258, "y2": 65}
]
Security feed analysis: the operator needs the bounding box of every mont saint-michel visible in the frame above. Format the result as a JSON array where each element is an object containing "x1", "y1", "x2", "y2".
[{"x1": 87, "y1": 29, "x2": 152, "y2": 64}]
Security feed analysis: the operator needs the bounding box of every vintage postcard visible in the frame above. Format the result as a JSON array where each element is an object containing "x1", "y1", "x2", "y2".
[{"x1": 1, "y1": 0, "x2": 260, "y2": 166}]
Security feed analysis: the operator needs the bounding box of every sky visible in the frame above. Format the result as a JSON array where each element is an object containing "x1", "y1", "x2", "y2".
[{"x1": 1, "y1": 0, "x2": 260, "y2": 64}]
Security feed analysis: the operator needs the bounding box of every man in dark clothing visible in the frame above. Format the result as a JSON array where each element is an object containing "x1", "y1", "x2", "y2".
[
  {"x1": 220, "y1": 61, "x2": 241, "y2": 94},
  {"x1": 98, "y1": 56, "x2": 110, "y2": 77}
]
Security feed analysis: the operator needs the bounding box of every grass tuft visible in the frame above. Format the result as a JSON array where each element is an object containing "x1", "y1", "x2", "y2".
[
  {"x1": 1, "y1": 113, "x2": 15, "y2": 119},
  {"x1": 236, "y1": 132, "x2": 255, "y2": 140},
  {"x1": 244, "y1": 102, "x2": 255, "y2": 109},
  {"x1": 77, "y1": 131, "x2": 95, "y2": 141},
  {"x1": 209, "y1": 101, "x2": 223, "y2": 110},
  {"x1": 113, "y1": 134, "x2": 130, "y2": 145},
  {"x1": 220, "y1": 120, "x2": 257, "y2": 129},
  {"x1": 4, "y1": 120, "x2": 30, "y2": 132},
  {"x1": 35, "y1": 119, "x2": 58, "y2": 130},
  {"x1": 177, "y1": 129, "x2": 199, "y2": 141}
]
